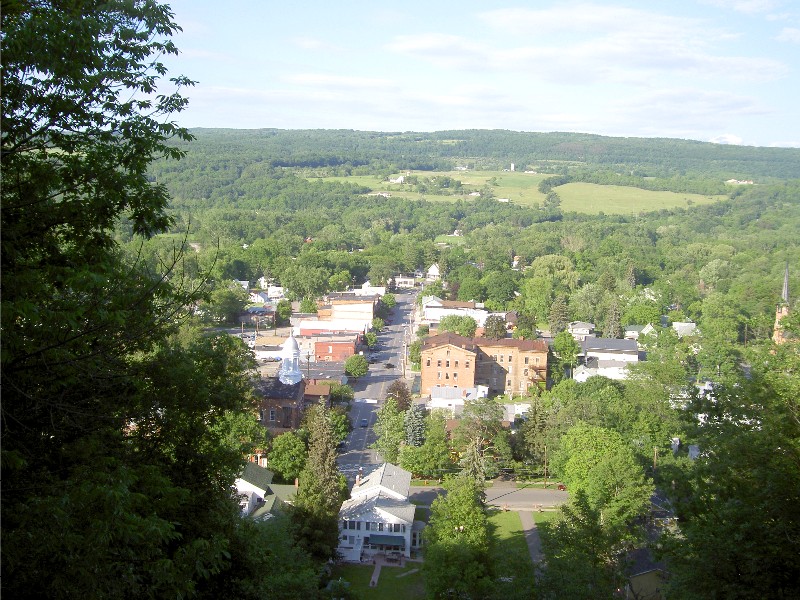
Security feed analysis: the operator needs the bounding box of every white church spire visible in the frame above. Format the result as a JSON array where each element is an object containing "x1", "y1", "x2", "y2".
[{"x1": 278, "y1": 333, "x2": 303, "y2": 385}]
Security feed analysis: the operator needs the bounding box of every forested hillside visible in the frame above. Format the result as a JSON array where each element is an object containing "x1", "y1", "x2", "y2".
[{"x1": 152, "y1": 128, "x2": 800, "y2": 182}]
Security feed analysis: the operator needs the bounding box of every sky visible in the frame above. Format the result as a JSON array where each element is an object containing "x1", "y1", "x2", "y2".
[{"x1": 159, "y1": 0, "x2": 800, "y2": 148}]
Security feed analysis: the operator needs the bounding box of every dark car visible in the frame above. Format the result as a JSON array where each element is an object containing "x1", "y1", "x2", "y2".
[{"x1": 360, "y1": 418, "x2": 369, "y2": 428}]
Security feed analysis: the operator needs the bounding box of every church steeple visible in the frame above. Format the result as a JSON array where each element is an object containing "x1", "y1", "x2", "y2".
[
  {"x1": 773, "y1": 262, "x2": 791, "y2": 344},
  {"x1": 278, "y1": 333, "x2": 303, "y2": 385}
]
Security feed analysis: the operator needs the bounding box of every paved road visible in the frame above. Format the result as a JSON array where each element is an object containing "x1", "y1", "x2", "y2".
[
  {"x1": 407, "y1": 482, "x2": 569, "y2": 510},
  {"x1": 337, "y1": 291, "x2": 417, "y2": 471}
]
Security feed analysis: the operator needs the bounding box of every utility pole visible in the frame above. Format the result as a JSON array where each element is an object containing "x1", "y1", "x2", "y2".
[{"x1": 544, "y1": 444, "x2": 548, "y2": 489}]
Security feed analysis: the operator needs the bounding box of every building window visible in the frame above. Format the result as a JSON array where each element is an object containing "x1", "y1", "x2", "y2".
[
  {"x1": 329, "y1": 345, "x2": 333, "y2": 353},
  {"x1": 535, "y1": 357, "x2": 540, "y2": 365},
  {"x1": 269, "y1": 409, "x2": 276, "y2": 422},
  {"x1": 445, "y1": 373, "x2": 450, "y2": 380},
  {"x1": 508, "y1": 355, "x2": 512, "y2": 362},
  {"x1": 378, "y1": 523, "x2": 384, "y2": 531},
  {"x1": 446, "y1": 360, "x2": 450, "y2": 367},
  {"x1": 524, "y1": 356, "x2": 529, "y2": 365},
  {"x1": 520, "y1": 381, "x2": 526, "y2": 390},
  {"x1": 437, "y1": 372, "x2": 442, "y2": 380},
  {"x1": 455, "y1": 360, "x2": 459, "y2": 367},
  {"x1": 506, "y1": 379, "x2": 512, "y2": 387},
  {"x1": 453, "y1": 372, "x2": 458, "y2": 380},
  {"x1": 426, "y1": 358, "x2": 431, "y2": 367},
  {"x1": 437, "y1": 359, "x2": 442, "y2": 367},
  {"x1": 494, "y1": 355, "x2": 499, "y2": 362},
  {"x1": 466, "y1": 361, "x2": 470, "y2": 368},
  {"x1": 524, "y1": 368, "x2": 529, "y2": 376},
  {"x1": 446, "y1": 350, "x2": 450, "y2": 356}
]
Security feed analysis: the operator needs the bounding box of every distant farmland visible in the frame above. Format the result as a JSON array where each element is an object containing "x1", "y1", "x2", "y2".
[{"x1": 315, "y1": 171, "x2": 724, "y2": 215}]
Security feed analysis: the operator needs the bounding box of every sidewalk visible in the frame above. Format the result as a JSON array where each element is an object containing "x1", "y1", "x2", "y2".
[{"x1": 517, "y1": 510, "x2": 543, "y2": 564}]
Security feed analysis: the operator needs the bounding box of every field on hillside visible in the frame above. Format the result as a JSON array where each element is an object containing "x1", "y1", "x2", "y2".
[
  {"x1": 557, "y1": 182, "x2": 724, "y2": 214},
  {"x1": 315, "y1": 171, "x2": 725, "y2": 214}
]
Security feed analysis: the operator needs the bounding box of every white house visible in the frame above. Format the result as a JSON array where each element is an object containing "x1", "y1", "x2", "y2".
[
  {"x1": 393, "y1": 275, "x2": 416, "y2": 289},
  {"x1": 353, "y1": 281, "x2": 386, "y2": 297},
  {"x1": 568, "y1": 321, "x2": 596, "y2": 341},
  {"x1": 672, "y1": 322, "x2": 699, "y2": 338},
  {"x1": 574, "y1": 338, "x2": 640, "y2": 382},
  {"x1": 249, "y1": 290, "x2": 271, "y2": 304},
  {"x1": 420, "y1": 296, "x2": 489, "y2": 327},
  {"x1": 427, "y1": 385, "x2": 488, "y2": 416},
  {"x1": 426, "y1": 264, "x2": 441, "y2": 281},
  {"x1": 267, "y1": 285, "x2": 285, "y2": 300},
  {"x1": 337, "y1": 463, "x2": 420, "y2": 561},
  {"x1": 234, "y1": 463, "x2": 275, "y2": 518}
]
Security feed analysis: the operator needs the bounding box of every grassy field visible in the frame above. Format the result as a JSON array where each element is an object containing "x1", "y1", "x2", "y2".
[
  {"x1": 330, "y1": 562, "x2": 425, "y2": 600},
  {"x1": 557, "y1": 182, "x2": 724, "y2": 214},
  {"x1": 313, "y1": 170, "x2": 724, "y2": 214}
]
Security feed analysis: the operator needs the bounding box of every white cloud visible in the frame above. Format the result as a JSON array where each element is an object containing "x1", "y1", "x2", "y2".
[
  {"x1": 608, "y1": 88, "x2": 770, "y2": 139},
  {"x1": 286, "y1": 73, "x2": 397, "y2": 91},
  {"x1": 775, "y1": 27, "x2": 800, "y2": 43},
  {"x1": 385, "y1": 5, "x2": 787, "y2": 85},
  {"x1": 701, "y1": 0, "x2": 785, "y2": 14},
  {"x1": 709, "y1": 134, "x2": 744, "y2": 144}
]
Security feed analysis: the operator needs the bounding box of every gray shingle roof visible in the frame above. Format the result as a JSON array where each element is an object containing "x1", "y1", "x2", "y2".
[
  {"x1": 340, "y1": 492, "x2": 415, "y2": 524},
  {"x1": 352, "y1": 462, "x2": 411, "y2": 498},
  {"x1": 582, "y1": 338, "x2": 638, "y2": 352}
]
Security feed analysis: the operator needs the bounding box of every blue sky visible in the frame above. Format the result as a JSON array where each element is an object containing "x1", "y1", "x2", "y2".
[{"x1": 160, "y1": 0, "x2": 800, "y2": 147}]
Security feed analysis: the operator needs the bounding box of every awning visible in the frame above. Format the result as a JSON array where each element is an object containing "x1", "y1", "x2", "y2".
[{"x1": 368, "y1": 534, "x2": 404, "y2": 546}]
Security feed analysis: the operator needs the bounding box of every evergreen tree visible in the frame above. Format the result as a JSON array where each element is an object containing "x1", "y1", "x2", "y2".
[
  {"x1": 405, "y1": 404, "x2": 427, "y2": 447},
  {"x1": 459, "y1": 438, "x2": 489, "y2": 486},
  {"x1": 603, "y1": 300, "x2": 623, "y2": 338},
  {"x1": 292, "y1": 405, "x2": 346, "y2": 561},
  {"x1": 548, "y1": 294, "x2": 570, "y2": 335}
]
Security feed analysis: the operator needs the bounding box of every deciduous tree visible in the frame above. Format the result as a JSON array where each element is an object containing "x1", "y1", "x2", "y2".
[
  {"x1": 483, "y1": 314, "x2": 508, "y2": 339},
  {"x1": 344, "y1": 354, "x2": 368, "y2": 378},
  {"x1": 268, "y1": 431, "x2": 307, "y2": 482}
]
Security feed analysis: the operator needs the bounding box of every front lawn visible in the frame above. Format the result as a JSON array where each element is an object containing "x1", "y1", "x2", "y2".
[
  {"x1": 488, "y1": 509, "x2": 537, "y2": 597},
  {"x1": 331, "y1": 563, "x2": 425, "y2": 600}
]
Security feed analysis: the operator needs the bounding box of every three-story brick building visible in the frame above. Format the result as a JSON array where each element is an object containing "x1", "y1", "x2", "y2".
[{"x1": 420, "y1": 332, "x2": 548, "y2": 397}]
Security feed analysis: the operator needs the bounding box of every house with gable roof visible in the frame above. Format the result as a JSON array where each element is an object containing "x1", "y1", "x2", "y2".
[
  {"x1": 337, "y1": 463, "x2": 422, "y2": 561},
  {"x1": 234, "y1": 462, "x2": 297, "y2": 520},
  {"x1": 574, "y1": 337, "x2": 641, "y2": 381}
]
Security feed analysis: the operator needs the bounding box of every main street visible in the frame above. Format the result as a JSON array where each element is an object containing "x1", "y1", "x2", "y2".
[{"x1": 337, "y1": 291, "x2": 416, "y2": 473}]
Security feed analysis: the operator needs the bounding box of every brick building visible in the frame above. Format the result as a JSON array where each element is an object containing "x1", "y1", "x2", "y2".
[{"x1": 420, "y1": 332, "x2": 548, "y2": 397}]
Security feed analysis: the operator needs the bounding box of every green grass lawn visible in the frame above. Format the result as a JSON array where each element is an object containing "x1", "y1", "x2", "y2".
[
  {"x1": 488, "y1": 509, "x2": 538, "y2": 595},
  {"x1": 312, "y1": 170, "x2": 723, "y2": 214},
  {"x1": 331, "y1": 562, "x2": 425, "y2": 600}
]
